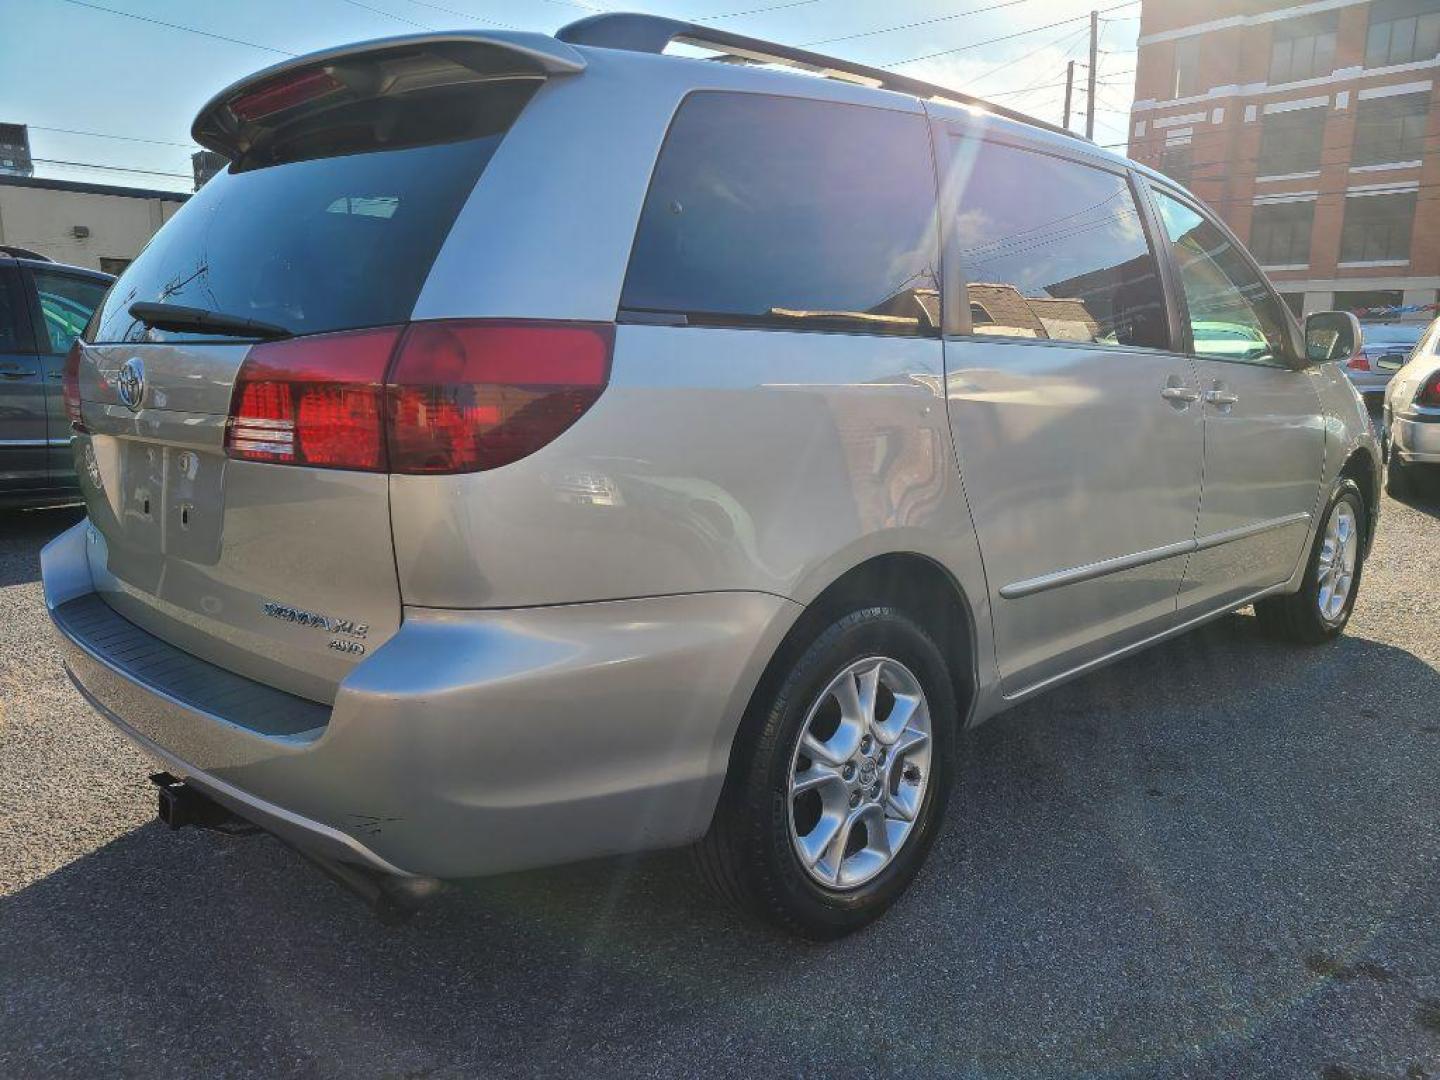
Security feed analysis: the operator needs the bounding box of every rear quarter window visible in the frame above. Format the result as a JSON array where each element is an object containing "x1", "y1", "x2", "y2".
[{"x1": 621, "y1": 92, "x2": 941, "y2": 337}]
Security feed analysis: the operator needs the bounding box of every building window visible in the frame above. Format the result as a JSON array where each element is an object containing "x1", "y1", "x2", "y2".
[
  {"x1": 1174, "y1": 38, "x2": 1204, "y2": 97},
  {"x1": 1333, "y1": 289, "x2": 1404, "y2": 316},
  {"x1": 1353, "y1": 92, "x2": 1430, "y2": 165},
  {"x1": 1159, "y1": 143, "x2": 1193, "y2": 185},
  {"x1": 1365, "y1": 0, "x2": 1440, "y2": 68},
  {"x1": 1257, "y1": 107, "x2": 1327, "y2": 175},
  {"x1": 1340, "y1": 192, "x2": 1417, "y2": 262},
  {"x1": 1280, "y1": 292, "x2": 1306, "y2": 318},
  {"x1": 1250, "y1": 200, "x2": 1315, "y2": 266},
  {"x1": 1270, "y1": 13, "x2": 1338, "y2": 83}
]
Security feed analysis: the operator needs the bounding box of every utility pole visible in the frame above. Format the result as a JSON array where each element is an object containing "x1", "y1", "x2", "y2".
[
  {"x1": 1085, "y1": 9, "x2": 1099, "y2": 140},
  {"x1": 1063, "y1": 60, "x2": 1076, "y2": 130}
]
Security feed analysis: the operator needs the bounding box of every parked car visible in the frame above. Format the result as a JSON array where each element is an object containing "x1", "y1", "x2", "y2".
[
  {"x1": 1343, "y1": 320, "x2": 1427, "y2": 402},
  {"x1": 43, "y1": 15, "x2": 1381, "y2": 937},
  {"x1": 1382, "y1": 316, "x2": 1440, "y2": 496},
  {"x1": 0, "y1": 248, "x2": 111, "y2": 507}
]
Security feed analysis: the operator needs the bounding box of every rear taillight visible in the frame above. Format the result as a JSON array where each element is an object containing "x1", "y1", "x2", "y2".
[
  {"x1": 226, "y1": 327, "x2": 400, "y2": 471},
  {"x1": 224, "y1": 321, "x2": 612, "y2": 474},
  {"x1": 1418, "y1": 371, "x2": 1440, "y2": 408},
  {"x1": 386, "y1": 321, "x2": 613, "y2": 474},
  {"x1": 62, "y1": 341, "x2": 85, "y2": 433},
  {"x1": 1347, "y1": 350, "x2": 1371, "y2": 372}
]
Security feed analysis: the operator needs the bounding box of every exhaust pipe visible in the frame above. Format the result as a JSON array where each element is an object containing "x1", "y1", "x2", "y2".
[{"x1": 147, "y1": 772, "x2": 441, "y2": 923}]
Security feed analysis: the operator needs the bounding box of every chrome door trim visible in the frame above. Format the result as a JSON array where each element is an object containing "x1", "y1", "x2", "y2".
[
  {"x1": 0, "y1": 438, "x2": 49, "y2": 447},
  {"x1": 999, "y1": 512, "x2": 1311, "y2": 599},
  {"x1": 1193, "y1": 511, "x2": 1311, "y2": 553},
  {"x1": 999, "y1": 537, "x2": 1196, "y2": 599}
]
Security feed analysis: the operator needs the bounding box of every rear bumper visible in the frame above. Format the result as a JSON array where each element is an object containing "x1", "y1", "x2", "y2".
[
  {"x1": 45, "y1": 520, "x2": 795, "y2": 879},
  {"x1": 1392, "y1": 414, "x2": 1440, "y2": 464}
]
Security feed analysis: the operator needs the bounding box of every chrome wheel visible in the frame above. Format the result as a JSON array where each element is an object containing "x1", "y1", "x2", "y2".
[
  {"x1": 1316, "y1": 500, "x2": 1359, "y2": 624},
  {"x1": 786, "y1": 656, "x2": 932, "y2": 890}
]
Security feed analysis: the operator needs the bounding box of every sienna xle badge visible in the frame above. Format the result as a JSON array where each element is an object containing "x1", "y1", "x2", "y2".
[{"x1": 45, "y1": 13, "x2": 1380, "y2": 937}]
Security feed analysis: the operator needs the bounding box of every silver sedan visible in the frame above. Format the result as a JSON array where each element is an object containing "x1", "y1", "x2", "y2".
[{"x1": 1383, "y1": 318, "x2": 1440, "y2": 496}]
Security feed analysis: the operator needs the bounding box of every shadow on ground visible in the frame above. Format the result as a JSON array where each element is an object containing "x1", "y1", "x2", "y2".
[
  {"x1": 0, "y1": 506, "x2": 82, "y2": 588},
  {"x1": 4, "y1": 614, "x2": 1440, "y2": 1078}
]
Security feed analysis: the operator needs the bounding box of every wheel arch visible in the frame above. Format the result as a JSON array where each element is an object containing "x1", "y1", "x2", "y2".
[
  {"x1": 751, "y1": 552, "x2": 980, "y2": 735},
  {"x1": 1338, "y1": 446, "x2": 1380, "y2": 554}
]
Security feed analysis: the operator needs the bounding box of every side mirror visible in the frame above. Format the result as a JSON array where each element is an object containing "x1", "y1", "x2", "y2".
[{"x1": 1304, "y1": 310, "x2": 1361, "y2": 365}]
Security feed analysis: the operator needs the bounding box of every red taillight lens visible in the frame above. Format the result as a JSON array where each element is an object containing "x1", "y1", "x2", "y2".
[
  {"x1": 226, "y1": 327, "x2": 400, "y2": 471},
  {"x1": 231, "y1": 69, "x2": 342, "y2": 122},
  {"x1": 1347, "y1": 350, "x2": 1371, "y2": 372},
  {"x1": 62, "y1": 341, "x2": 85, "y2": 432},
  {"x1": 1419, "y1": 371, "x2": 1440, "y2": 407},
  {"x1": 386, "y1": 321, "x2": 613, "y2": 474}
]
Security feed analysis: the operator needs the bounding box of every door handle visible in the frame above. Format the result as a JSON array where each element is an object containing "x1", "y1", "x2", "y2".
[
  {"x1": 0, "y1": 368, "x2": 29, "y2": 380},
  {"x1": 1160, "y1": 385, "x2": 1201, "y2": 403},
  {"x1": 1205, "y1": 389, "x2": 1239, "y2": 406}
]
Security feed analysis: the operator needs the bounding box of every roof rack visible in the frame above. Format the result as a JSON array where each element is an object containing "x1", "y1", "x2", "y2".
[{"x1": 555, "y1": 12, "x2": 1088, "y2": 144}]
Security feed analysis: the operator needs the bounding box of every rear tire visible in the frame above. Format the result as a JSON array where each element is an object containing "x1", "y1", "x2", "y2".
[
  {"x1": 1386, "y1": 449, "x2": 1415, "y2": 498},
  {"x1": 694, "y1": 607, "x2": 957, "y2": 940},
  {"x1": 1254, "y1": 479, "x2": 1366, "y2": 644}
]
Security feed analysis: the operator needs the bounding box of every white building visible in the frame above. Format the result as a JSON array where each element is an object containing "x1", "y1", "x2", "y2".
[{"x1": 0, "y1": 174, "x2": 187, "y2": 273}]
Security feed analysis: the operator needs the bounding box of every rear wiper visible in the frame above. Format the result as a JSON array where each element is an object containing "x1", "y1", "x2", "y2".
[{"x1": 128, "y1": 301, "x2": 292, "y2": 340}]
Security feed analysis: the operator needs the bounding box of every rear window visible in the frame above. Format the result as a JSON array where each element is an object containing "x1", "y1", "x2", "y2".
[
  {"x1": 621, "y1": 92, "x2": 941, "y2": 337},
  {"x1": 93, "y1": 85, "x2": 532, "y2": 343}
]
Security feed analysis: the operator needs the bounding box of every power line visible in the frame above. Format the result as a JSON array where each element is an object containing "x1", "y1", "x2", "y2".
[
  {"x1": 28, "y1": 125, "x2": 199, "y2": 151},
  {"x1": 393, "y1": 0, "x2": 519, "y2": 28},
  {"x1": 32, "y1": 157, "x2": 193, "y2": 181},
  {"x1": 695, "y1": 0, "x2": 823, "y2": 21},
  {"x1": 335, "y1": 0, "x2": 433, "y2": 30},
  {"x1": 884, "y1": 1, "x2": 1140, "y2": 69},
  {"x1": 53, "y1": 0, "x2": 296, "y2": 56},
  {"x1": 802, "y1": 0, "x2": 1035, "y2": 47},
  {"x1": 965, "y1": 25, "x2": 1090, "y2": 88}
]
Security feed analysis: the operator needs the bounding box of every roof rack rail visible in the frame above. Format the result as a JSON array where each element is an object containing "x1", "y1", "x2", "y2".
[{"x1": 555, "y1": 12, "x2": 1088, "y2": 144}]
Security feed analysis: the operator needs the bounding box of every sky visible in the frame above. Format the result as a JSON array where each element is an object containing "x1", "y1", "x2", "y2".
[{"x1": 2, "y1": 0, "x2": 1141, "y2": 193}]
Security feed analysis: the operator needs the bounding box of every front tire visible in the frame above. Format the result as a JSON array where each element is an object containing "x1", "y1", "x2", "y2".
[
  {"x1": 694, "y1": 607, "x2": 957, "y2": 939},
  {"x1": 1254, "y1": 479, "x2": 1366, "y2": 644}
]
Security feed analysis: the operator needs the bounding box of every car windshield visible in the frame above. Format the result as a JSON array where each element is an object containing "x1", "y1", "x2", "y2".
[{"x1": 1361, "y1": 323, "x2": 1425, "y2": 346}]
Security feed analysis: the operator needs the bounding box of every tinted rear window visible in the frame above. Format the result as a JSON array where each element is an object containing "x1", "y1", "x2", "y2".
[
  {"x1": 93, "y1": 98, "x2": 525, "y2": 343},
  {"x1": 621, "y1": 92, "x2": 941, "y2": 336}
]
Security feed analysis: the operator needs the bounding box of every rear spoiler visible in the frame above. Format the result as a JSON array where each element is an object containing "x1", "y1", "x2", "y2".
[{"x1": 192, "y1": 31, "x2": 586, "y2": 160}]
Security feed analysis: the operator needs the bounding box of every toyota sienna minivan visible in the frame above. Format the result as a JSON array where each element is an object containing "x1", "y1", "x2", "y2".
[{"x1": 44, "y1": 14, "x2": 1381, "y2": 937}]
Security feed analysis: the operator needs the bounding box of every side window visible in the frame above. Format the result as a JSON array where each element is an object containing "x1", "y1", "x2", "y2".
[
  {"x1": 621, "y1": 92, "x2": 940, "y2": 337},
  {"x1": 0, "y1": 269, "x2": 35, "y2": 354},
  {"x1": 1152, "y1": 190, "x2": 1292, "y2": 367},
  {"x1": 29, "y1": 270, "x2": 108, "y2": 354},
  {"x1": 946, "y1": 139, "x2": 1169, "y2": 349}
]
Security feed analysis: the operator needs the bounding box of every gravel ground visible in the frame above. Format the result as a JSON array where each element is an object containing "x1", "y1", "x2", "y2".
[{"x1": 2, "y1": 486, "x2": 1440, "y2": 1080}]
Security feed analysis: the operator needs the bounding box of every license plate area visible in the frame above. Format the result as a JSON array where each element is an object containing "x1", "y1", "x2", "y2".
[{"x1": 96, "y1": 436, "x2": 227, "y2": 567}]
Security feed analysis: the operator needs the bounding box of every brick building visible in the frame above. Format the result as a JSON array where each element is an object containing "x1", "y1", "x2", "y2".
[{"x1": 1128, "y1": 0, "x2": 1440, "y2": 321}]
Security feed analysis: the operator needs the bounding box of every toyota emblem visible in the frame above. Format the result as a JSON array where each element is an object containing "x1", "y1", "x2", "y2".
[{"x1": 117, "y1": 357, "x2": 145, "y2": 411}]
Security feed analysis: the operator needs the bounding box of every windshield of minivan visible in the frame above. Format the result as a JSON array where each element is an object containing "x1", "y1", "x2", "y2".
[{"x1": 91, "y1": 137, "x2": 503, "y2": 343}]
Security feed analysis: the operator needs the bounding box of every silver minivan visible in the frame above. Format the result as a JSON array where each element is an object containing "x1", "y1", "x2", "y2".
[{"x1": 44, "y1": 14, "x2": 1380, "y2": 937}]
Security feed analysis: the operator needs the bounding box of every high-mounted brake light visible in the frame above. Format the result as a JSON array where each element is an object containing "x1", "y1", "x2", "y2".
[
  {"x1": 230, "y1": 69, "x2": 343, "y2": 123},
  {"x1": 62, "y1": 341, "x2": 85, "y2": 433},
  {"x1": 226, "y1": 327, "x2": 400, "y2": 471},
  {"x1": 224, "y1": 321, "x2": 613, "y2": 475},
  {"x1": 386, "y1": 321, "x2": 613, "y2": 474}
]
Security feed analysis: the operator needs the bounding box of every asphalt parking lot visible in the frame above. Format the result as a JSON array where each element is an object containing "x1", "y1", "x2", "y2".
[{"x1": 3, "y1": 484, "x2": 1440, "y2": 1080}]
